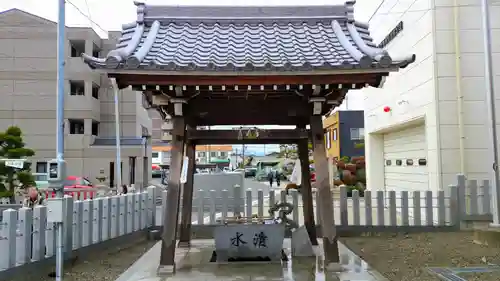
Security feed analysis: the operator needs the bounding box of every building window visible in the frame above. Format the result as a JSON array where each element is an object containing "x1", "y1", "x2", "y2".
[
  {"x1": 91, "y1": 121, "x2": 99, "y2": 136},
  {"x1": 220, "y1": 152, "x2": 228, "y2": 158},
  {"x1": 333, "y1": 128, "x2": 338, "y2": 141},
  {"x1": 325, "y1": 130, "x2": 331, "y2": 149},
  {"x1": 152, "y1": 152, "x2": 159, "y2": 158},
  {"x1": 210, "y1": 152, "x2": 217, "y2": 158},
  {"x1": 350, "y1": 128, "x2": 365, "y2": 140},
  {"x1": 198, "y1": 152, "x2": 206, "y2": 157},
  {"x1": 69, "y1": 119, "x2": 85, "y2": 134},
  {"x1": 70, "y1": 81, "x2": 85, "y2": 96},
  {"x1": 92, "y1": 84, "x2": 99, "y2": 99},
  {"x1": 36, "y1": 161, "x2": 47, "y2": 173},
  {"x1": 69, "y1": 40, "x2": 85, "y2": 57},
  {"x1": 92, "y1": 44, "x2": 101, "y2": 58}
]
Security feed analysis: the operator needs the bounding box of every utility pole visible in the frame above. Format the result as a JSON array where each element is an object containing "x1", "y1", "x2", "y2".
[
  {"x1": 480, "y1": 0, "x2": 500, "y2": 226},
  {"x1": 55, "y1": 0, "x2": 66, "y2": 279},
  {"x1": 110, "y1": 78, "x2": 122, "y2": 189}
]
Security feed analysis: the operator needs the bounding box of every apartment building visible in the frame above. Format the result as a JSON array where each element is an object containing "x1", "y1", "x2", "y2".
[
  {"x1": 0, "y1": 9, "x2": 152, "y2": 187},
  {"x1": 323, "y1": 110, "x2": 365, "y2": 160},
  {"x1": 362, "y1": 0, "x2": 499, "y2": 193},
  {"x1": 152, "y1": 145, "x2": 233, "y2": 166},
  {"x1": 150, "y1": 110, "x2": 172, "y2": 144}
]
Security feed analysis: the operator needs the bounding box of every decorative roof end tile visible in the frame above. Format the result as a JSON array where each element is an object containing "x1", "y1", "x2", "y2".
[{"x1": 134, "y1": 1, "x2": 146, "y2": 24}]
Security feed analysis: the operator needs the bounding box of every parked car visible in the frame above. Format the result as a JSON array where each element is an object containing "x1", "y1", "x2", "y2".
[
  {"x1": 152, "y1": 164, "x2": 162, "y2": 178},
  {"x1": 244, "y1": 167, "x2": 257, "y2": 178}
]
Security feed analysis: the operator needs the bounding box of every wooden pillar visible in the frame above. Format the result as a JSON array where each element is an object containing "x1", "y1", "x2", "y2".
[
  {"x1": 159, "y1": 117, "x2": 185, "y2": 267},
  {"x1": 297, "y1": 133, "x2": 318, "y2": 245},
  {"x1": 178, "y1": 138, "x2": 196, "y2": 247},
  {"x1": 310, "y1": 115, "x2": 339, "y2": 264}
]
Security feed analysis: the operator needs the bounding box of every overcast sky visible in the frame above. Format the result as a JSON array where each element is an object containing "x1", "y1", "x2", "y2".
[{"x1": 1, "y1": 0, "x2": 381, "y2": 153}]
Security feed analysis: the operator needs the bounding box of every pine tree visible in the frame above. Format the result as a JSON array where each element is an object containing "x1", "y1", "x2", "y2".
[{"x1": 0, "y1": 126, "x2": 36, "y2": 202}]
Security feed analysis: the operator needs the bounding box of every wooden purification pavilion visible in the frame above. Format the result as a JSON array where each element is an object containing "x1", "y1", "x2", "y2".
[{"x1": 83, "y1": 0, "x2": 415, "y2": 268}]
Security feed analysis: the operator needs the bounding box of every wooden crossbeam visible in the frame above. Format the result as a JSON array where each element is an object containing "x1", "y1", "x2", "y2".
[{"x1": 187, "y1": 129, "x2": 309, "y2": 145}]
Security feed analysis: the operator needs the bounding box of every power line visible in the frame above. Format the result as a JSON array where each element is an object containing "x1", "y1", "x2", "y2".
[
  {"x1": 66, "y1": 0, "x2": 107, "y2": 34},
  {"x1": 367, "y1": 1, "x2": 384, "y2": 23},
  {"x1": 83, "y1": 0, "x2": 92, "y2": 27}
]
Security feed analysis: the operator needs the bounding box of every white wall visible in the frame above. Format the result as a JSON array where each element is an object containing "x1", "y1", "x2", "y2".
[
  {"x1": 362, "y1": 0, "x2": 439, "y2": 190},
  {"x1": 433, "y1": 0, "x2": 500, "y2": 186}
]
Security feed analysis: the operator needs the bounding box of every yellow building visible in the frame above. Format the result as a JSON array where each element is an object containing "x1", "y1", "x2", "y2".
[{"x1": 323, "y1": 110, "x2": 365, "y2": 160}]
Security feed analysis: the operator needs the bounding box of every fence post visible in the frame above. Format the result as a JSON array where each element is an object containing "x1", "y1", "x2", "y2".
[
  {"x1": 147, "y1": 186, "x2": 156, "y2": 227},
  {"x1": 481, "y1": 180, "x2": 491, "y2": 215},
  {"x1": 82, "y1": 200, "x2": 91, "y2": 247},
  {"x1": 110, "y1": 196, "x2": 119, "y2": 238},
  {"x1": 17, "y1": 207, "x2": 33, "y2": 265},
  {"x1": 221, "y1": 189, "x2": 229, "y2": 220},
  {"x1": 457, "y1": 174, "x2": 467, "y2": 218},
  {"x1": 127, "y1": 194, "x2": 135, "y2": 234},
  {"x1": 468, "y1": 180, "x2": 479, "y2": 215},
  {"x1": 197, "y1": 190, "x2": 205, "y2": 225},
  {"x1": 119, "y1": 195, "x2": 127, "y2": 235},
  {"x1": 94, "y1": 198, "x2": 103, "y2": 243},
  {"x1": 73, "y1": 201, "x2": 83, "y2": 249},
  {"x1": 257, "y1": 190, "x2": 264, "y2": 218},
  {"x1": 233, "y1": 184, "x2": 242, "y2": 217},
  {"x1": 32, "y1": 205, "x2": 46, "y2": 261},
  {"x1": 2, "y1": 209, "x2": 17, "y2": 269},
  {"x1": 269, "y1": 190, "x2": 275, "y2": 209},
  {"x1": 339, "y1": 186, "x2": 348, "y2": 226},
  {"x1": 449, "y1": 184, "x2": 460, "y2": 227},
  {"x1": 140, "y1": 192, "x2": 147, "y2": 229},
  {"x1": 64, "y1": 195, "x2": 73, "y2": 257},
  {"x1": 246, "y1": 189, "x2": 252, "y2": 217},
  {"x1": 210, "y1": 190, "x2": 217, "y2": 224},
  {"x1": 133, "y1": 193, "x2": 140, "y2": 231},
  {"x1": 101, "y1": 197, "x2": 111, "y2": 241}
]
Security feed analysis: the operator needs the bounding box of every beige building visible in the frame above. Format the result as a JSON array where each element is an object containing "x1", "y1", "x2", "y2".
[
  {"x1": 150, "y1": 110, "x2": 172, "y2": 144},
  {"x1": 0, "y1": 9, "x2": 152, "y2": 187}
]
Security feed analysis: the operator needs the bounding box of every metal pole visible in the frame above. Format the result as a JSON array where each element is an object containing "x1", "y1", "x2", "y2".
[
  {"x1": 480, "y1": 0, "x2": 500, "y2": 226},
  {"x1": 55, "y1": 0, "x2": 66, "y2": 280},
  {"x1": 110, "y1": 78, "x2": 123, "y2": 189}
]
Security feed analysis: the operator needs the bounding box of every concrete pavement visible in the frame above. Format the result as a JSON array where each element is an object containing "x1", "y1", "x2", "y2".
[{"x1": 115, "y1": 239, "x2": 387, "y2": 281}]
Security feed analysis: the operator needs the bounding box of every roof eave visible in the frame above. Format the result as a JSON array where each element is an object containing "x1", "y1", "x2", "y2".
[{"x1": 81, "y1": 66, "x2": 403, "y2": 77}]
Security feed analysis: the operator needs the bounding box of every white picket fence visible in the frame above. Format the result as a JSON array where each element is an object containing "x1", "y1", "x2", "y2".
[
  {"x1": 0, "y1": 187, "x2": 157, "y2": 271},
  {"x1": 0, "y1": 175, "x2": 492, "y2": 272},
  {"x1": 152, "y1": 175, "x2": 492, "y2": 228}
]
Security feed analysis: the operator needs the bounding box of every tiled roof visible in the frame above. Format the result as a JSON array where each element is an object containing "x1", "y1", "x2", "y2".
[{"x1": 82, "y1": 1, "x2": 415, "y2": 72}]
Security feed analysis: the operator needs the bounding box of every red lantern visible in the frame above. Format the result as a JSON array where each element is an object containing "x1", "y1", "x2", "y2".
[{"x1": 383, "y1": 106, "x2": 391, "y2": 113}]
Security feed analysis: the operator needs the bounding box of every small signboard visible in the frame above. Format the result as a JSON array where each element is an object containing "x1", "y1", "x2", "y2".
[
  {"x1": 180, "y1": 156, "x2": 189, "y2": 183},
  {"x1": 4, "y1": 159, "x2": 24, "y2": 169}
]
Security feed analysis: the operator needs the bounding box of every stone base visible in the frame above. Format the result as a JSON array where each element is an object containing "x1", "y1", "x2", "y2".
[
  {"x1": 473, "y1": 227, "x2": 500, "y2": 247},
  {"x1": 178, "y1": 241, "x2": 191, "y2": 248},
  {"x1": 325, "y1": 262, "x2": 346, "y2": 272},
  {"x1": 157, "y1": 265, "x2": 175, "y2": 275},
  {"x1": 148, "y1": 230, "x2": 161, "y2": 241}
]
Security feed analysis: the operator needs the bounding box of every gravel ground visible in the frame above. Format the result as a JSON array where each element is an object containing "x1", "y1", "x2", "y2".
[
  {"x1": 341, "y1": 232, "x2": 500, "y2": 281},
  {"x1": 10, "y1": 239, "x2": 157, "y2": 281}
]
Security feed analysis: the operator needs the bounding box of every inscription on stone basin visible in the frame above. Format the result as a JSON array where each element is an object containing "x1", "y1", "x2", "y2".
[{"x1": 214, "y1": 224, "x2": 285, "y2": 261}]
